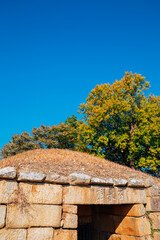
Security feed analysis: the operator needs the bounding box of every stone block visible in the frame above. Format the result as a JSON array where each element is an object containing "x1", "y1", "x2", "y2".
[
  {"x1": 146, "y1": 196, "x2": 160, "y2": 211},
  {"x1": 149, "y1": 213, "x2": 160, "y2": 229},
  {"x1": 0, "y1": 205, "x2": 6, "y2": 228},
  {"x1": 113, "y1": 178, "x2": 128, "y2": 187},
  {"x1": 146, "y1": 186, "x2": 160, "y2": 197},
  {"x1": 114, "y1": 216, "x2": 151, "y2": 236},
  {"x1": 128, "y1": 178, "x2": 145, "y2": 188},
  {"x1": 0, "y1": 229, "x2": 27, "y2": 240},
  {"x1": 19, "y1": 182, "x2": 62, "y2": 204},
  {"x1": 153, "y1": 232, "x2": 160, "y2": 240},
  {"x1": 109, "y1": 234, "x2": 152, "y2": 240},
  {"x1": 0, "y1": 167, "x2": 16, "y2": 179},
  {"x1": 54, "y1": 229, "x2": 77, "y2": 240},
  {"x1": 62, "y1": 213, "x2": 78, "y2": 228},
  {"x1": 63, "y1": 204, "x2": 77, "y2": 214},
  {"x1": 18, "y1": 171, "x2": 46, "y2": 182},
  {"x1": 45, "y1": 174, "x2": 69, "y2": 184},
  {"x1": 27, "y1": 228, "x2": 54, "y2": 240},
  {"x1": 69, "y1": 172, "x2": 91, "y2": 185},
  {"x1": 7, "y1": 204, "x2": 62, "y2": 228},
  {"x1": 0, "y1": 180, "x2": 18, "y2": 203},
  {"x1": 91, "y1": 177, "x2": 113, "y2": 186},
  {"x1": 63, "y1": 186, "x2": 146, "y2": 205}
]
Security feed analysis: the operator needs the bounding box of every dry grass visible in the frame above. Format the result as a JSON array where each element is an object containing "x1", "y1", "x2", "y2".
[{"x1": 0, "y1": 149, "x2": 159, "y2": 183}]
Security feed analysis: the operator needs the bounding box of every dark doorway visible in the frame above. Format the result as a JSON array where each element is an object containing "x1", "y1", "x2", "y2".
[{"x1": 78, "y1": 204, "x2": 132, "y2": 240}]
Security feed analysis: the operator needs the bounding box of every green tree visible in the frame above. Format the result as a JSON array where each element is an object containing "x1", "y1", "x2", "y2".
[
  {"x1": 32, "y1": 117, "x2": 78, "y2": 150},
  {"x1": 1, "y1": 115, "x2": 79, "y2": 158},
  {"x1": 78, "y1": 72, "x2": 160, "y2": 176},
  {"x1": 1, "y1": 132, "x2": 40, "y2": 158}
]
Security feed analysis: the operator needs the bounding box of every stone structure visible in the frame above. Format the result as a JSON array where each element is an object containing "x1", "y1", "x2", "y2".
[{"x1": 0, "y1": 150, "x2": 159, "y2": 240}]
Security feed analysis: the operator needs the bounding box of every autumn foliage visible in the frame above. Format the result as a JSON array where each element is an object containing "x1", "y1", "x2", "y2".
[{"x1": 1, "y1": 73, "x2": 160, "y2": 176}]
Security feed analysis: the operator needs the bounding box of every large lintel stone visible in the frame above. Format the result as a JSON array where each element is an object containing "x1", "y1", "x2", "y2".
[{"x1": 63, "y1": 186, "x2": 146, "y2": 205}]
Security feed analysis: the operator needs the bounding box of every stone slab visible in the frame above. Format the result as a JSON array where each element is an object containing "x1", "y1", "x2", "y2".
[
  {"x1": 146, "y1": 196, "x2": 160, "y2": 211},
  {"x1": 18, "y1": 171, "x2": 46, "y2": 182},
  {"x1": 7, "y1": 204, "x2": 62, "y2": 228},
  {"x1": 27, "y1": 228, "x2": 54, "y2": 240},
  {"x1": 115, "y1": 216, "x2": 151, "y2": 236},
  {"x1": 63, "y1": 213, "x2": 78, "y2": 228},
  {"x1": 128, "y1": 178, "x2": 145, "y2": 188},
  {"x1": 63, "y1": 186, "x2": 146, "y2": 205},
  {"x1": 45, "y1": 174, "x2": 69, "y2": 184},
  {"x1": 63, "y1": 205, "x2": 77, "y2": 214},
  {"x1": 19, "y1": 182, "x2": 62, "y2": 204},
  {"x1": 113, "y1": 178, "x2": 128, "y2": 187},
  {"x1": 0, "y1": 229, "x2": 27, "y2": 240},
  {"x1": 0, "y1": 167, "x2": 16, "y2": 179},
  {"x1": 0, "y1": 180, "x2": 18, "y2": 203},
  {"x1": 109, "y1": 234, "x2": 152, "y2": 240},
  {"x1": 91, "y1": 177, "x2": 113, "y2": 186},
  {"x1": 149, "y1": 213, "x2": 160, "y2": 229},
  {"x1": 69, "y1": 172, "x2": 91, "y2": 185},
  {"x1": 0, "y1": 205, "x2": 6, "y2": 228},
  {"x1": 153, "y1": 232, "x2": 160, "y2": 240},
  {"x1": 54, "y1": 229, "x2": 77, "y2": 240}
]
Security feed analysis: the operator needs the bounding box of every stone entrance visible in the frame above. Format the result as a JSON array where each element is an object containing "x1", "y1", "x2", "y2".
[
  {"x1": 78, "y1": 204, "x2": 150, "y2": 240},
  {"x1": 0, "y1": 166, "x2": 159, "y2": 239}
]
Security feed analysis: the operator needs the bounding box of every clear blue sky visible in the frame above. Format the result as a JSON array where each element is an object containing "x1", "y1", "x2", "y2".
[{"x1": 0, "y1": 0, "x2": 160, "y2": 150}]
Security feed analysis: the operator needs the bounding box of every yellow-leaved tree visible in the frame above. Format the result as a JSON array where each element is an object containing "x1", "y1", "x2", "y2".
[{"x1": 78, "y1": 72, "x2": 160, "y2": 176}]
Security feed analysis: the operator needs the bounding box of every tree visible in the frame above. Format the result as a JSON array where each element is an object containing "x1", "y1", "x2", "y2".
[
  {"x1": 1, "y1": 132, "x2": 40, "y2": 158},
  {"x1": 32, "y1": 116, "x2": 78, "y2": 150},
  {"x1": 78, "y1": 72, "x2": 160, "y2": 176},
  {"x1": 1, "y1": 115, "x2": 79, "y2": 158}
]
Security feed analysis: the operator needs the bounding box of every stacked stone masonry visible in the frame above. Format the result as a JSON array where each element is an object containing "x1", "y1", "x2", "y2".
[{"x1": 0, "y1": 167, "x2": 159, "y2": 239}]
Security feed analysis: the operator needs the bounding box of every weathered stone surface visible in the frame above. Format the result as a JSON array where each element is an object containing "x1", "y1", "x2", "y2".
[
  {"x1": 146, "y1": 196, "x2": 160, "y2": 211},
  {"x1": 0, "y1": 229, "x2": 27, "y2": 240},
  {"x1": 7, "y1": 204, "x2": 62, "y2": 228},
  {"x1": 144, "y1": 178, "x2": 154, "y2": 188},
  {"x1": 69, "y1": 172, "x2": 91, "y2": 185},
  {"x1": 63, "y1": 204, "x2": 77, "y2": 214},
  {"x1": 18, "y1": 171, "x2": 46, "y2": 182},
  {"x1": 63, "y1": 186, "x2": 146, "y2": 205},
  {"x1": 101, "y1": 204, "x2": 146, "y2": 217},
  {"x1": 0, "y1": 167, "x2": 16, "y2": 179},
  {"x1": 0, "y1": 180, "x2": 18, "y2": 203},
  {"x1": 0, "y1": 205, "x2": 6, "y2": 228},
  {"x1": 113, "y1": 178, "x2": 128, "y2": 186},
  {"x1": 128, "y1": 178, "x2": 145, "y2": 188},
  {"x1": 109, "y1": 234, "x2": 152, "y2": 240},
  {"x1": 45, "y1": 174, "x2": 69, "y2": 184},
  {"x1": 63, "y1": 213, "x2": 78, "y2": 228},
  {"x1": 91, "y1": 177, "x2": 113, "y2": 186},
  {"x1": 153, "y1": 232, "x2": 160, "y2": 240},
  {"x1": 19, "y1": 182, "x2": 62, "y2": 204},
  {"x1": 27, "y1": 228, "x2": 54, "y2": 240},
  {"x1": 149, "y1": 213, "x2": 160, "y2": 229},
  {"x1": 54, "y1": 229, "x2": 77, "y2": 240},
  {"x1": 146, "y1": 186, "x2": 160, "y2": 197},
  {"x1": 115, "y1": 216, "x2": 151, "y2": 236}
]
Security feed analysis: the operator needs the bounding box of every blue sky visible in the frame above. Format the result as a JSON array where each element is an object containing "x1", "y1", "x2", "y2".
[{"x1": 0, "y1": 0, "x2": 160, "y2": 150}]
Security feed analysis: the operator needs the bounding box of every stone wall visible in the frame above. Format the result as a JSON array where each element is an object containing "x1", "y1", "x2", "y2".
[{"x1": 0, "y1": 167, "x2": 159, "y2": 240}]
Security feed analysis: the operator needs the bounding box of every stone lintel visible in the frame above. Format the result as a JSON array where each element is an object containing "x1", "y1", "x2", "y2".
[{"x1": 63, "y1": 185, "x2": 146, "y2": 205}]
